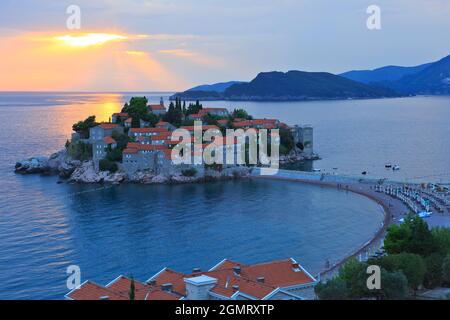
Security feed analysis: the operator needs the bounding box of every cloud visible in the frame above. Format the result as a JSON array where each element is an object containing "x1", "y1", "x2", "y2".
[{"x1": 158, "y1": 48, "x2": 223, "y2": 67}]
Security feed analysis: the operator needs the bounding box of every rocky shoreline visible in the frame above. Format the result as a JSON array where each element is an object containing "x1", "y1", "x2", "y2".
[{"x1": 14, "y1": 150, "x2": 252, "y2": 185}]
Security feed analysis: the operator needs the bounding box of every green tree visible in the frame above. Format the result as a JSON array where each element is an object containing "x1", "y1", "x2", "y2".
[
  {"x1": 182, "y1": 168, "x2": 197, "y2": 177},
  {"x1": 338, "y1": 258, "x2": 368, "y2": 299},
  {"x1": 280, "y1": 128, "x2": 295, "y2": 154},
  {"x1": 379, "y1": 270, "x2": 409, "y2": 300},
  {"x1": 99, "y1": 159, "x2": 118, "y2": 173},
  {"x1": 315, "y1": 277, "x2": 349, "y2": 300},
  {"x1": 129, "y1": 276, "x2": 135, "y2": 301},
  {"x1": 376, "y1": 253, "x2": 426, "y2": 291},
  {"x1": 122, "y1": 97, "x2": 148, "y2": 120},
  {"x1": 163, "y1": 101, "x2": 183, "y2": 127},
  {"x1": 232, "y1": 108, "x2": 249, "y2": 119},
  {"x1": 432, "y1": 227, "x2": 450, "y2": 255},
  {"x1": 106, "y1": 148, "x2": 123, "y2": 162},
  {"x1": 142, "y1": 112, "x2": 160, "y2": 127},
  {"x1": 202, "y1": 113, "x2": 220, "y2": 126},
  {"x1": 66, "y1": 141, "x2": 92, "y2": 161},
  {"x1": 384, "y1": 214, "x2": 436, "y2": 256},
  {"x1": 111, "y1": 131, "x2": 131, "y2": 151},
  {"x1": 72, "y1": 115, "x2": 97, "y2": 139},
  {"x1": 186, "y1": 100, "x2": 203, "y2": 116},
  {"x1": 442, "y1": 255, "x2": 450, "y2": 283},
  {"x1": 423, "y1": 253, "x2": 444, "y2": 289}
]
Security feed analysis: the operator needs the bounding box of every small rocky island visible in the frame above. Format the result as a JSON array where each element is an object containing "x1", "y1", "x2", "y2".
[{"x1": 15, "y1": 97, "x2": 318, "y2": 184}]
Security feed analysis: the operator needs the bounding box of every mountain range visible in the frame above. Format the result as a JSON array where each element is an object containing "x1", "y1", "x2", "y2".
[{"x1": 171, "y1": 54, "x2": 450, "y2": 101}]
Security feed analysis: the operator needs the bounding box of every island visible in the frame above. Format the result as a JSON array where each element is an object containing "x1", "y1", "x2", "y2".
[
  {"x1": 15, "y1": 97, "x2": 318, "y2": 184},
  {"x1": 171, "y1": 70, "x2": 401, "y2": 101}
]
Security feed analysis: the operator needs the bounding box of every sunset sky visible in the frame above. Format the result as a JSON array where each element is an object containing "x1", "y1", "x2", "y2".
[{"x1": 1, "y1": 0, "x2": 449, "y2": 91}]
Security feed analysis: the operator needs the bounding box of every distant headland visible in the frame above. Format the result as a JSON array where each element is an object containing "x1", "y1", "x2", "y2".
[{"x1": 171, "y1": 54, "x2": 450, "y2": 101}]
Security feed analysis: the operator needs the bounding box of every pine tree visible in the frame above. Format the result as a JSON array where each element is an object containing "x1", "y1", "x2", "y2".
[{"x1": 129, "y1": 276, "x2": 135, "y2": 301}]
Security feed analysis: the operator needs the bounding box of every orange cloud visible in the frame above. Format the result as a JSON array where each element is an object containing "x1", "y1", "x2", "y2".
[
  {"x1": 158, "y1": 48, "x2": 223, "y2": 67},
  {"x1": 0, "y1": 32, "x2": 185, "y2": 91}
]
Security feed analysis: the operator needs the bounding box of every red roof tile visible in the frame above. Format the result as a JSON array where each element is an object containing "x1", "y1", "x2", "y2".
[
  {"x1": 67, "y1": 281, "x2": 126, "y2": 300},
  {"x1": 130, "y1": 127, "x2": 169, "y2": 133},
  {"x1": 123, "y1": 148, "x2": 138, "y2": 154},
  {"x1": 67, "y1": 258, "x2": 316, "y2": 301},
  {"x1": 180, "y1": 125, "x2": 220, "y2": 132},
  {"x1": 103, "y1": 136, "x2": 116, "y2": 145},
  {"x1": 99, "y1": 123, "x2": 119, "y2": 130},
  {"x1": 199, "y1": 108, "x2": 228, "y2": 114},
  {"x1": 148, "y1": 104, "x2": 166, "y2": 111},
  {"x1": 112, "y1": 112, "x2": 129, "y2": 117}
]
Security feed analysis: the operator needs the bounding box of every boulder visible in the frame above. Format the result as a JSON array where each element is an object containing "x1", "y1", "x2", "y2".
[
  {"x1": 15, "y1": 157, "x2": 50, "y2": 174},
  {"x1": 69, "y1": 161, "x2": 125, "y2": 184},
  {"x1": 15, "y1": 149, "x2": 81, "y2": 177}
]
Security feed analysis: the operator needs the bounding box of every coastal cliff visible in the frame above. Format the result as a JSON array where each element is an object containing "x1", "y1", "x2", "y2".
[{"x1": 15, "y1": 150, "x2": 251, "y2": 184}]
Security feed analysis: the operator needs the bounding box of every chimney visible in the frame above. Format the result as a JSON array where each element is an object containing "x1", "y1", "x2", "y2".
[
  {"x1": 256, "y1": 277, "x2": 265, "y2": 283},
  {"x1": 233, "y1": 266, "x2": 241, "y2": 275},
  {"x1": 99, "y1": 296, "x2": 109, "y2": 300},
  {"x1": 232, "y1": 285, "x2": 239, "y2": 292},
  {"x1": 161, "y1": 283, "x2": 173, "y2": 292},
  {"x1": 192, "y1": 268, "x2": 201, "y2": 273},
  {"x1": 147, "y1": 279, "x2": 156, "y2": 286},
  {"x1": 292, "y1": 263, "x2": 299, "y2": 269}
]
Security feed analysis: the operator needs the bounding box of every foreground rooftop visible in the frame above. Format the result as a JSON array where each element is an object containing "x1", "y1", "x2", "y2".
[{"x1": 66, "y1": 258, "x2": 317, "y2": 300}]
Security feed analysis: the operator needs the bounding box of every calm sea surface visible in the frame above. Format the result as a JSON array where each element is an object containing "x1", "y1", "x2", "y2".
[{"x1": 0, "y1": 92, "x2": 448, "y2": 300}]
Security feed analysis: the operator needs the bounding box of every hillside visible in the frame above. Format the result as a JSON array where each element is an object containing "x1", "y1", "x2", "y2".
[
  {"x1": 340, "y1": 63, "x2": 432, "y2": 84},
  {"x1": 172, "y1": 70, "x2": 400, "y2": 101},
  {"x1": 223, "y1": 71, "x2": 399, "y2": 100},
  {"x1": 187, "y1": 81, "x2": 245, "y2": 93},
  {"x1": 393, "y1": 55, "x2": 450, "y2": 94}
]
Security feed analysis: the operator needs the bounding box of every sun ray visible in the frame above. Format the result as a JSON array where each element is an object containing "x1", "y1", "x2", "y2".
[{"x1": 53, "y1": 33, "x2": 128, "y2": 48}]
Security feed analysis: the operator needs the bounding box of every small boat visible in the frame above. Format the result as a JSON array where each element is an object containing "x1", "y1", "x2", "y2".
[
  {"x1": 392, "y1": 165, "x2": 400, "y2": 171},
  {"x1": 313, "y1": 169, "x2": 321, "y2": 172},
  {"x1": 385, "y1": 163, "x2": 392, "y2": 168},
  {"x1": 362, "y1": 171, "x2": 368, "y2": 175}
]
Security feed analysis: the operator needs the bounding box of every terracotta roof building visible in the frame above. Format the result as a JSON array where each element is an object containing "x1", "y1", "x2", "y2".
[{"x1": 66, "y1": 258, "x2": 317, "y2": 300}]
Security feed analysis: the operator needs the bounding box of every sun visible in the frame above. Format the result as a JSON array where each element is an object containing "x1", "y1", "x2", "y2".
[{"x1": 53, "y1": 33, "x2": 127, "y2": 47}]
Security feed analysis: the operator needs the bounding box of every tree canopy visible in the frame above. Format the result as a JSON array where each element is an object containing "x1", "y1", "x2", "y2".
[
  {"x1": 384, "y1": 214, "x2": 436, "y2": 256},
  {"x1": 72, "y1": 115, "x2": 97, "y2": 138}
]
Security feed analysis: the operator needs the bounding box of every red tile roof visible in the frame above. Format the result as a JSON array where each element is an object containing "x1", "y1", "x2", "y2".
[
  {"x1": 67, "y1": 281, "x2": 126, "y2": 300},
  {"x1": 150, "y1": 134, "x2": 171, "y2": 141},
  {"x1": 99, "y1": 123, "x2": 119, "y2": 130},
  {"x1": 189, "y1": 113, "x2": 204, "y2": 119},
  {"x1": 211, "y1": 258, "x2": 316, "y2": 288},
  {"x1": 199, "y1": 108, "x2": 228, "y2": 114},
  {"x1": 112, "y1": 112, "x2": 129, "y2": 117},
  {"x1": 67, "y1": 276, "x2": 181, "y2": 301},
  {"x1": 123, "y1": 148, "x2": 138, "y2": 154},
  {"x1": 130, "y1": 127, "x2": 169, "y2": 133},
  {"x1": 180, "y1": 125, "x2": 220, "y2": 132},
  {"x1": 148, "y1": 104, "x2": 166, "y2": 111},
  {"x1": 148, "y1": 268, "x2": 187, "y2": 296},
  {"x1": 233, "y1": 119, "x2": 279, "y2": 128},
  {"x1": 103, "y1": 136, "x2": 116, "y2": 145},
  {"x1": 66, "y1": 258, "x2": 316, "y2": 300}
]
